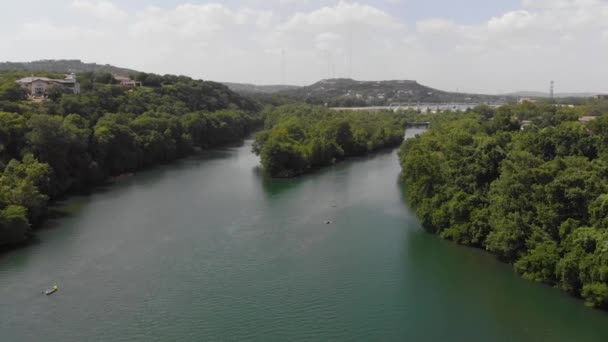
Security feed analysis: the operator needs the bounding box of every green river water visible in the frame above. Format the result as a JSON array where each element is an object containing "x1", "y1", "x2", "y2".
[{"x1": 1, "y1": 128, "x2": 608, "y2": 341}]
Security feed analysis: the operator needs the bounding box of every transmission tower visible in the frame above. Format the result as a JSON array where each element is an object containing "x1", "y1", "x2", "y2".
[{"x1": 281, "y1": 49, "x2": 286, "y2": 85}]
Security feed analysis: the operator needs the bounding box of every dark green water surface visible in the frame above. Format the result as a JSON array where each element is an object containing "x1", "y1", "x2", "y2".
[{"x1": 1, "y1": 129, "x2": 608, "y2": 341}]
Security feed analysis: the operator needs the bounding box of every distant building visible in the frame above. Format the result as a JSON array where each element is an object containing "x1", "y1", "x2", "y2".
[
  {"x1": 16, "y1": 73, "x2": 80, "y2": 97},
  {"x1": 518, "y1": 97, "x2": 537, "y2": 104},
  {"x1": 113, "y1": 75, "x2": 142, "y2": 88},
  {"x1": 520, "y1": 120, "x2": 533, "y2": 130},
  {"x1": 594, "y1": 94, "x2": 608, "y2": 100}
]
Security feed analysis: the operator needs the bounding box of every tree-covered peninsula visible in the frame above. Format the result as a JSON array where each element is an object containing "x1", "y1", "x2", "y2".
[
  {"x1": 0, "y1": 71, "x2": 261, "y2": 247},
  {"x1": 399, "y1": 101, "x2": 608, "y2": 309},
  {"x1": 252, "y1": 105, "x2": 408, "y2": 177}
]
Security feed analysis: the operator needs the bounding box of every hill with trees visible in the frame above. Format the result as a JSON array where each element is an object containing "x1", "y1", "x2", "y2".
[
  {"x1": 0, "y1": 59, "x2": 138, "y2": 76},
  {"x1": 222, "y1": 82, "x2": 300, "y2": 94},
  {"x1": 0, "y1": 70, "x2": 261, "y2": 247},
  {"x1": 399, "y1": 100, "x2": 608, "y2": 310},
  {"x1": 273, "y1": 78, "x2": 512, "y2": 107}
]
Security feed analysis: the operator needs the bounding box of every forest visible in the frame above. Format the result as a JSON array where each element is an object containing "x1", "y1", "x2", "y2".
[
  {"x1": 399, "y1": 100, "x2": 608, "y2": 309},
  {"x1": 252, "y1": 105, "x2": 410, "y2": 177},
  {"x1": 0, "y1": 71, "x2": 261, "y2": 247}
]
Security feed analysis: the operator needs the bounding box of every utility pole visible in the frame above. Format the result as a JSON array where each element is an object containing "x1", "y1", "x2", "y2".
[
  {"x1": 348, "y1": 28, "x2": 353, "y2": 79},
  {"x1": 326, "y1": 50, "x2": 331, "y2": 80}
]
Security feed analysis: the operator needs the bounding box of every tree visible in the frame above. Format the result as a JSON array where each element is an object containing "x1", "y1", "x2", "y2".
[
  {"x1": 0, "y1": 82, "x2": 27, "y2": 102},
  {"x1": 0, "y1": 154, "x2": 50, "y2": 229},
  {"x1": 0, "y1": 205, "x2": 30, "y2": 246},
  {"x1": 582, "y1": 283, "x2": 608, "y2": 309},
  {"x1": 0, "y1": 111, "x2": 27, "y2": 166},
  {"x1": 93, "y1": 113, "x2": 139, "y2": 175},
  {"x1": 253, "y1": 105, "x2": 405, "y2": 177},
  {"x1": 398, "y1": 102, "x2": 608, "y2": 310}
]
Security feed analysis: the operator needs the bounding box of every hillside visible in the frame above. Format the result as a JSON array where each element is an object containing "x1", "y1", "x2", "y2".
[
  {"x1": 276, "y1": 78, "x2": 511, "y2": 106},
  {"x1": 0, "y1": 59, "x2": 138, "y2": 76},
  {"x1": 5, "y1": 60, "x2": 596, "y2": 106},
  {"x1": 0, "y1": 68, "x2": 261, "y2": 247},
  {"x1": 223, "y1": 82, "x2": 300, "y2": 94}
]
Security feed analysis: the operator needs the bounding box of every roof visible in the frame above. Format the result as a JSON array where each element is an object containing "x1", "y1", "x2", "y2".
[
  {"x1": 113, "y1": 75, "x2": 132, "y2": 81},
  {"x1": 16, "y1": 76, "x2": 76, "y2": 84}
]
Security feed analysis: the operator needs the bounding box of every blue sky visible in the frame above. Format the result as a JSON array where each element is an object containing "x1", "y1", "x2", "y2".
[{"x1": 1, "y1": 0, "x2": 607, "y2": 93}]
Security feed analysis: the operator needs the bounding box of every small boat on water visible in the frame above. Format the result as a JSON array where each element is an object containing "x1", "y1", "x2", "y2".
[{"x1": 43, "y1": 285, "x2": 58, "y2": 296}]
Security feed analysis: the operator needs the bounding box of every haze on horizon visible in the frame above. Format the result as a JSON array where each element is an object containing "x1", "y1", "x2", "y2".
[{"x1": 1, "y1": 0, "x2": 607, "y2": 94}]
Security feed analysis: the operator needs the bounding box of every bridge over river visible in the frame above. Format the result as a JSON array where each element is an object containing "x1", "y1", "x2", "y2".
[{"x1": 332, "y1": 102, "x2": 504, "y2": 113}]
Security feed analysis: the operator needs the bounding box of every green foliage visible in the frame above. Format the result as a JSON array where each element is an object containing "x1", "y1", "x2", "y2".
[
  {"x1": 0, "y1": 155, "x2": 51, "y2": 245},
  {"x1": 0, "y1": 205, "x2": 30, "y2": 246},
  {"x1": 0, "y1": 82, "x2": 27, "y2": 101},
  {"x1": 0, "y1": 70, "x2": 261, "y2": 247},
  {"x1": 582, "y1": 283, "x2": 608, "y2": 309},
  {"x1": 253, "y1": 105, "x2": 407, "y2": 177},
  {"x1": 399, "y1": 101, "x2": 608, "y2": 309},
  {"x1": 0, "y1": 111, "x2": 27, "y2": 167}
]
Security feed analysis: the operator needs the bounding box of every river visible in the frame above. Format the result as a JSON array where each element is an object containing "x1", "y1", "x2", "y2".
[{"x1": 1, "y1": 128, "x2": 608, "y2": 341}]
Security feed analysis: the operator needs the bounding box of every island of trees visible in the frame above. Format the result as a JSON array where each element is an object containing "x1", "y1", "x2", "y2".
[
  {"x1": 0, "y1": 71, "x2": 261, "y2": 247},
  {"x1": 399, "y1": 100, "x2": 608, "y2": 309},
  {"x1": 252, "y1": 105, "x2": 408, "y2": 177}
]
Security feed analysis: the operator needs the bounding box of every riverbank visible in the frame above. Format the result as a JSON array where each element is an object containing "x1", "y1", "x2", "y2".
[
  {"x1": 2, "y1": 133, "x2": 608, "y2": 341},
  {"x1": 399, "y1": 105, "x2": 608, "y2": 311},
  {"x1": 0, "y1": 123, "x2": 261, "y2": 252}
]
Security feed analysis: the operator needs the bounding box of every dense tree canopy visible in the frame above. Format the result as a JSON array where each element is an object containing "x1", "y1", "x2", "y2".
[
  {"x1": 0, "y1": 71, "x2": 261, "y2": 247},
  {"x1": 399, "y1": 101, "x2": 608, "y2": 309},
  {"x1": 252, "y1": 105, "x2": 414, "y2": 177}
]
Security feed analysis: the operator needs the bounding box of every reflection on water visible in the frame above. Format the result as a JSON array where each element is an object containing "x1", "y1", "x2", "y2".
[{"x1": 1, "y1": 135, "x2": 607, "y2": 342}]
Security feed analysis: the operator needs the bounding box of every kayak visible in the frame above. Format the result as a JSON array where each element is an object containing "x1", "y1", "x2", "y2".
[{"x1": 44, "y1": 285, "x2": 58, "y2": 295}]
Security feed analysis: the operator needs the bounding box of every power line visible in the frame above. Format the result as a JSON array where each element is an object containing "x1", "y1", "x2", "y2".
[{"x1": 280, "y1": 49, "x2": 286, "y2": 85}]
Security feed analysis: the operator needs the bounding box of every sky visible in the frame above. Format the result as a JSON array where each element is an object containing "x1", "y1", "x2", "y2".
[{"x1": 1, "y1": 0, "x2": 607, "y2": 94}]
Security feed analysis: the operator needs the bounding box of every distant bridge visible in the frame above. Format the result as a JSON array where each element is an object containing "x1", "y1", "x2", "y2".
[{"x1": 331, "y1": 102, "x2": 504, "y2": 113}]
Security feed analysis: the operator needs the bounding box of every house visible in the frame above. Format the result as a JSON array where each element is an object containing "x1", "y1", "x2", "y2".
[
  {"x1": 113, "y1": 75, "x2": 142, "y2": 87},
  {"x1": 16, "y1": 73, "x2": 80, "y2": 97},
  {"x1": 518, "y1": 97, "x2": 537, "y2": 104}
]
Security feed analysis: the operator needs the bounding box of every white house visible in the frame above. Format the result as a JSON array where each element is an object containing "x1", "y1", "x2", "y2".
[
  {"x1": 113, "y1": 75, "x2": 142, "y2": 88},
  {"x1": 16, "y1": 73, "x2": 80, "y2": 97}
]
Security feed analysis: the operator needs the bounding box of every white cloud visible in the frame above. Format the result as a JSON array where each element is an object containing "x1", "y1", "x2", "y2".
[
  {"x1": 71, "y1": 0, "x2": 127, "y2": 20},
  {"x1": 487, "y1": 10, "x2": 536, "y2": 32},
  {"x1": 17, "y1": 20, "x2": 104, "y2": 41},
  {"x1": 281, "y1": 1, "x2": 401, "y2": 31},
  {"x1": 522, "y1": 0, "x2": 603, "y2": 9},
  {"x1": 1, "y1": 0, "x2": 608, "y2": 93}
]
